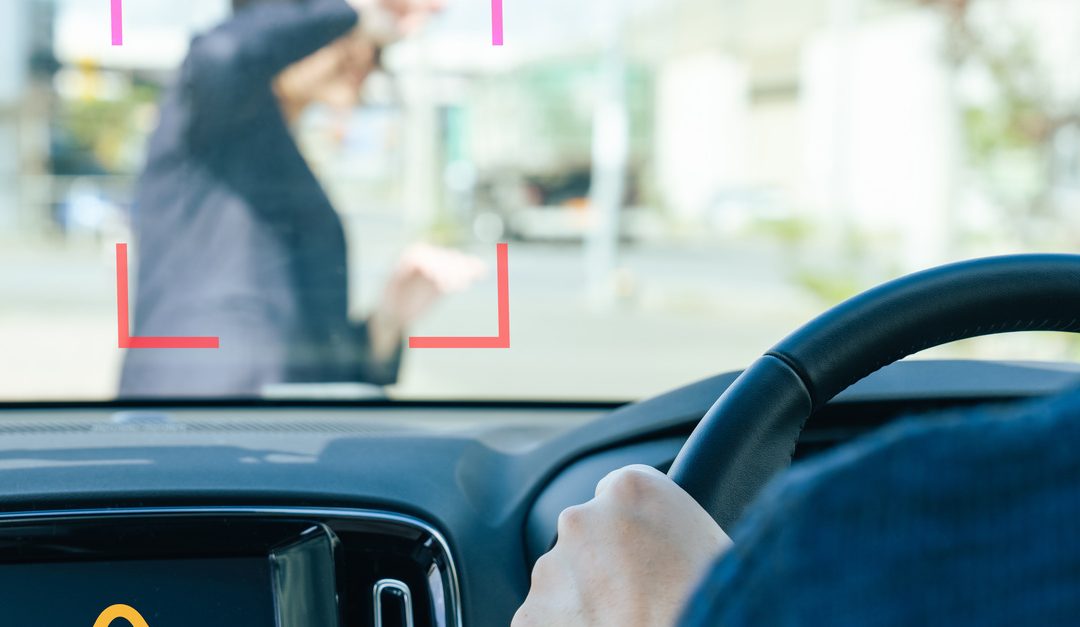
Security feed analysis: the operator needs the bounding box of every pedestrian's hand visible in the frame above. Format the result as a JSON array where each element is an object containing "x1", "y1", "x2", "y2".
[
  {"x1": 350, "y1": 0, "x2": 446, "y2": 46},
  {"x1": 368, "y1": 244, "x2": 485, "y2": 360}
]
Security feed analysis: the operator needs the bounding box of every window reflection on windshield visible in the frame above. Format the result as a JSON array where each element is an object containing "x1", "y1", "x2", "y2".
[{"x1": 1, "y1": 0, "x2": 1079, "y2": 401}]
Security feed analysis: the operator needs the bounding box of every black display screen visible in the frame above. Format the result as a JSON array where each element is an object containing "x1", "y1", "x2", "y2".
[{"x1": 0, "y1": 557, "x2": 276, "y2": 626}]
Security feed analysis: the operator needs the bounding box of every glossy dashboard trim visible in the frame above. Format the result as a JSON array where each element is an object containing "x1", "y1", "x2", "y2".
[{"x1": 0, "y1": 505, "x2": 463, "y2": 627}]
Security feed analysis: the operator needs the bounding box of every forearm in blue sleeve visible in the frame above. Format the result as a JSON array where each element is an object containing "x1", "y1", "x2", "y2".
[
  {"x1": 181, "y1": 0, "x2": 359, "y2": 146},
  {"x1": 350, "y1": 320, "x2": 403, "y2": 386}
]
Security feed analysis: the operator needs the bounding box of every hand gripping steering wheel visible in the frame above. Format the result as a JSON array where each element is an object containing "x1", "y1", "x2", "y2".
[{"x1": 667, "y1": 254, "x2": 1080, "y2": 530}]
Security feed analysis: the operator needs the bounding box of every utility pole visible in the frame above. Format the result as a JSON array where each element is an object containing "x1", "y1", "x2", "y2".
[{"x1": 584, "y1": 0, "x2": 629, "y2": 310}]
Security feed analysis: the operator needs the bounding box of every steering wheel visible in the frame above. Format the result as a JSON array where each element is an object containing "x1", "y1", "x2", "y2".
[{"x1": 668, "y1": 254, "x2": 1080, "y2": 530}]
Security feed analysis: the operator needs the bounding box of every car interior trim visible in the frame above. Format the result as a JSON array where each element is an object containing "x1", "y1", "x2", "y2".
[{"x1": 0, "y1": 505, "x2": 463, "y2": 627}]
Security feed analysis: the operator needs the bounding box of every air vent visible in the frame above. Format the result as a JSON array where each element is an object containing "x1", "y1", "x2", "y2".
[
  {"x1": 0, "y1": 421, "x2": 95, "y2": 435},
  {"x1": 374, "y1": 579, "x2": 415, "y2": 627}
]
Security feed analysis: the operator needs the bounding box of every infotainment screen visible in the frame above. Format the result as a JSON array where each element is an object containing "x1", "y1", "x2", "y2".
[
  {"x1": 0, "y1": 520, "x2": 343, "y2": 627},
  {"x1": 0, "y1": 557, "x2": 276, "y2": 626}
]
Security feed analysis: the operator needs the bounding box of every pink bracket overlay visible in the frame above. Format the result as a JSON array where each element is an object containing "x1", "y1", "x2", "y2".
[
  {"x1": 492, "y1": 0, "x2": 504, "y2": 46},
  {"x1": 111, "y1": 0, "x2": 123, "y2": 45},
  {"x1": 409, "y1": 243, "x2": 510, "y2": 349},
  {"x1": 115, "y1": 243, "x2": 220, "y2": 349}
]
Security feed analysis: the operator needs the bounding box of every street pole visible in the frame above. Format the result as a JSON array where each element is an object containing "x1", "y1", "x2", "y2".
[{"x1": 584, "y1": 0, "x2": 629, "y2": 310}]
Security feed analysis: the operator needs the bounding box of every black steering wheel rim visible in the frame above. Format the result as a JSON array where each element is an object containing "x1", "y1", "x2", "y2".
[{"x1": 668, "y1": 254, "x2": 1080, "y2": 530}]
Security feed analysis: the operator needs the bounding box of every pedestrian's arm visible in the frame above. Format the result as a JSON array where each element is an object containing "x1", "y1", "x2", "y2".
[
  {"x1": 180, "y1": 0, "x2": 359, "y2": 148},
  {"x1": 349, "y1": 318, "x2": 404, "y2": 386}
]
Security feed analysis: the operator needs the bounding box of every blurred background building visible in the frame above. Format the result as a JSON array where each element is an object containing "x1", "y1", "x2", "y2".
[{"x1": 3, "y1": 0, "x2": 1080, "y2": 400}]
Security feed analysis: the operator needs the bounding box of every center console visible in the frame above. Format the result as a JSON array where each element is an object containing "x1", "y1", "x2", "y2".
[{"x1": 0, "y1": 507, "x2": 461, "y2": 627}]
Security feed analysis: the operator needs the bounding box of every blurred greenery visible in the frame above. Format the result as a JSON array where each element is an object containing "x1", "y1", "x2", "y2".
[
  {"x1": 925, "y1": 0, "x2": 1069, "y2": 224},
  {"x1": 57, "y1": 81, "x2": 160, "y2": 173},
  {"x1": 749, "y1": 216, "x2": 814, "y2": 247},
  {"x1": 793, "y1": 269, "x2": 862, "y2": 304}
]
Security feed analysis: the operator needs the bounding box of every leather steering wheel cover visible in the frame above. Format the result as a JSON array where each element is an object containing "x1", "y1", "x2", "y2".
[
  {"x1": 669, "y1": 254, "x2": 1080, "y2": 529},
  {"x1": 772, "y1": 254, "x2": 1080, "y2": 408}
]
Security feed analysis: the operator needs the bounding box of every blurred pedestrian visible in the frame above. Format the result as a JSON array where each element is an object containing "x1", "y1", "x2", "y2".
[{"x1": 120, "y1": 0, "x2": 482, "y2": 397}]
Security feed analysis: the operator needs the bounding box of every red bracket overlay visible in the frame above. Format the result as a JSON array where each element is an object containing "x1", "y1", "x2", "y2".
[
  {"x1": 409, "y1": 243, "x2": 510, "y2": 349},
  {"x1": 116, "y1": 243, "x2": 220, "y2": 349}
]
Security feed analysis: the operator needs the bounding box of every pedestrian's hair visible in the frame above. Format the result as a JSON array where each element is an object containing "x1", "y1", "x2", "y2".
[{"x1": 232, "y1": 0, "x2": 305, "y2": 12}]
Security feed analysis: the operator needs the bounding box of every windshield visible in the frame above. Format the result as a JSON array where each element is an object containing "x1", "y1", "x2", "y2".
[{"x1": 3, "y1": 0, "x2": 1079, "y2": 402}]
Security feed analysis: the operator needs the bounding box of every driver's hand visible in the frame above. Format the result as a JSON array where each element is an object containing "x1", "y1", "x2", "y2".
[{"x1": 512, "y1": 465, "x2": 732, "y2": 627}]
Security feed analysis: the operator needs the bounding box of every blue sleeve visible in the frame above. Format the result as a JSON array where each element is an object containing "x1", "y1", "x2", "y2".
[
  {"x1": 676, "y1": 388, "x2": 1080, "y2": 626},
  {"x1": 179, "y1": 0, "x2": 359, "y2": 148},
  {"x1": 675, "y1": 459, "x2": 816, "y2": 627},
  {"x1": 349, "y1": 319, "x2": 403, "y2": 386}
]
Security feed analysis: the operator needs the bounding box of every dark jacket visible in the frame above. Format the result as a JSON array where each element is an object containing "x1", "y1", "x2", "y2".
[
  {"x1": 120, "y1": 0, "x2": 399, "y2": 397},
  {"x1": 679, "y1": 386, "x2": 1080, "y2": 626}
]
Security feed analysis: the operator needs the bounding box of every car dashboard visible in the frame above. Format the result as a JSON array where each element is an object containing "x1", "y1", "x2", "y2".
[{"x1": 1, "y1": 360, "x2": 1078, "y2": 626}]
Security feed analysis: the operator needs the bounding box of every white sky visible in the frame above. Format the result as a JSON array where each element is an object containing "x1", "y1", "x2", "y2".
[{"x1": 52, "y1": 0, "x2": 662, "y2": 70}]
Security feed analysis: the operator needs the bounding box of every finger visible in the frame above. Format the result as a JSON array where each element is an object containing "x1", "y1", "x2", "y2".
[
  {"x1": 437, "y1": 262, "x2": 487, "y2": 291},
  {"x1": 394, "y1": 245, "x2": 487, "y2": 293},
  {"x1": 522, "y1": 545, "x2": 575, "y2": 616},
  {"x1": 412, "y1": 253, "x2": 487, "y2": 290},
  {"x1": 594, "y1": 464, "x2": 666, "y2": 498},
  {"x1": 512, "y1": 596, "x2": 568, "y2": 627},
  {"x1": 417, "y1": 264, "x2": 474, "y2": 293},
  {"x1": 555, "y1": 502, "x2": 590, "y2": 538}
]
